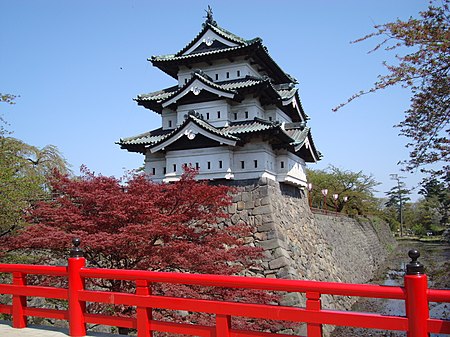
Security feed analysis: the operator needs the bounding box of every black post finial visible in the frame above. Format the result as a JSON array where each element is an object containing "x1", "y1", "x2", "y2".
[
  {"x1": 406, "y1": 249, "x2": 424, "y2": 275},
  {"x1": 70, "y1": 238, "x2": 84, "y2": 258},
  {"x1": 203, "y1": 5, "x2": 217, "y2": 27}
]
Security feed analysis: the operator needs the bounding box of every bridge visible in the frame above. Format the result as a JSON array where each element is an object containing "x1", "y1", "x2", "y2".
[{"x1": 0, "y1": 239, "x2": 449, "y2": 337}]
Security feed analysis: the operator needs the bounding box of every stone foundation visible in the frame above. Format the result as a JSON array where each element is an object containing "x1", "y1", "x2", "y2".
[{"x1": 226, "y1": 177, "x2": 396, "y2": 334}]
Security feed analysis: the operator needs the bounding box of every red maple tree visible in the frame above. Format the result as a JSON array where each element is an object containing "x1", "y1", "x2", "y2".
[{"x1": 5, "y1": 167, "x2": 287, "y2": 333}]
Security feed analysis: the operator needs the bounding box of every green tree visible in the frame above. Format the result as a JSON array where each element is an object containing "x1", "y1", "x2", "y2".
[
  {"x1": 385, "y1": 181, "x2": 411, "y2": 236},
  {"x1": 419, "y1": 177, "x2": 450, "y2": 225},
  {"x1": 306, "y1": 165, "x2": 380, "y2": 215},
  {"x1": 335, "y1": 0, "x2": 450, "y2": 180},
  {"x1": 0, "y1": 94, "x2": 69, "y2": 238}
]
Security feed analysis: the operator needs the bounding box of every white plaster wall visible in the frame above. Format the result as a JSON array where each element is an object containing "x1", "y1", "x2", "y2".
[
  {"x1": 229, "y1": 98, "x2": 265, "y2": 122},
  {"x1": 275, "y1": 151, "x2": 307, "y2": 186},
  {"x1": 265, "y1": 106, "x2": 292, "y2": 124},
  {"x1": 178, "y1": 60, "x2": 260, "y2": 86},
  {"x1": 161, "y1": 109, "x2": 177, "y2": 130},
  {"x1": 177, "y1": 100, "x2": 230, "y2": 128},
  {"x1": 144, "y1": 152, "x2": 166, "y2": 180},
  {"x1": 164, "y1": 147, "x2": 235, "y2": 182}
]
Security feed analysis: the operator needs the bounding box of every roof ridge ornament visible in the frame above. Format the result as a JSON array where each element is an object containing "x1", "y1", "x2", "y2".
[{"x1": 203, "y1": 5, "x2": 217, "y2": 27}]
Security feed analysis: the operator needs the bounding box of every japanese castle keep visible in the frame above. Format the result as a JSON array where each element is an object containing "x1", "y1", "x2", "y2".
[
  {"x1": 118, "y1": 10, "x2": 395, "y2": 324},
  {"x1": 118, "y1": 10, "x2": 321, "y2": 187}
]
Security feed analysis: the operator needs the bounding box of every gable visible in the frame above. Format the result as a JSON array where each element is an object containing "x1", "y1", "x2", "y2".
[
  {"x1": 162, "y1": 78, "x2": 236, "y2": 108},
  {"x1": 181, "y1": 29, "x2": 240, "y2": 56},
  {"x1": 150, "y1": 120, "x2": 237, "y2": 153}
]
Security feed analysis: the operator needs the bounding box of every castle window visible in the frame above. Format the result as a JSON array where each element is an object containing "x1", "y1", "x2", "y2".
[
  {"x1": 254, "y1": 160, "x2": 258, "y2": 168},
  {"x1": 237, "y1": 70, "x2": 241, "y2": 77},
  {"x1": 219, "y1": 160, "x2": 223, "y2": 169},
  {"x1": 184, "y1": 78, "x2": 188, "y2": 84},
  {"x1": 173, "y1": 164, "x2": 177, "y2": 172},
  {"x1": 269, "y1": 116, "x2": 272, "y2": 121},
  {"x1": 195, "y1": 162, "x2": 200, "y2": 169},
  {"x1": 152, "y1": 168, "x2": 156, "y2": 175},
  {"x1": 226, "y1": 72, "x2": 230, "y2": 79},
  {"x1": 168, "y1": 120, "x2": 172, "y2": 128},
  {"x1": 234, "y1": 113, "x2": 237, "y2": 120},
  {"x1": 207, "y1": 161, "x2": 211, "y2": 169},
  {"x1": 281, "y1": 161, "x2": 285, "y2": 169},
  {"x1": 245, "y1": 111, "x2": 248, "y2": 119},
  {"x1": 215, "y1": 74, "x2": 219, "y2": 80},
  {"x1": 217, "y1": 111, "x2": 221, "y2": 118},
  {"x1": 241, "y1": 161, "x2": 245, "y2": 169},
  {"x1": 163, "y1": 167, "x2": 167, "y2": 174},
  {"x1": 206, "y1": 112, "x2": 210, "y2": 119}
]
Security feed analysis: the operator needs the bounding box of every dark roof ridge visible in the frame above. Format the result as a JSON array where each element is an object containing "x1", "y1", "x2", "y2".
[{"x1": 172, "y1": 21, "x2": 258, "y2": 58}]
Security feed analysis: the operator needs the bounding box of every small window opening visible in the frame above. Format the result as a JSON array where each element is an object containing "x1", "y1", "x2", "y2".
[
  {"x1": 219, "y1": 160, "x2": 223, "y2": 169},
  {"x1": 184, "y1": 78, "x2": 188, "y2": 84},
  {"x1": 237, "y1": 70, "x2": 241, "y2": 77},
  {"x1": 254, "y1": 160, "x2": 258, "y2": 168},
  {"x1": 163, "y1": 167, "x2": 167, "y2": 174},
  {"x1": 241, "y1": 161, "x2": 245, "y2": 169},
  {"x1": 173, "y1": 164, "x2": 177, "y2": 172},
  {"x1": 195, "y1": 162, "x2": 200, "y2": 170},
  {"x1": 217, "y1": 111, "x2": 221, "y2": 118},
  {"x1": 269, "y1": 116, "x2": 273, "y2": 121},
  {"x1": 152, "y1": 168, "x2": 156, "y2": 175},
  {"x1": 168, "y1": 120, "x2": 172, "y2": 128},
  {"x1": 215, "y1": 74, "x2": 219, "y2": 80},
  {"x1": 206, "y1": 112, "x2": 210, "y2": 119},
  {"x1": 281, "y1": 161, "x2": 285, "y2": 169},
  {"x1": 245, "y1": 111, "x2": 249, "y2": 119},
  {"x1": 226, "y1": 72, "x2": 230, "y2": 79},
  {"x1": 207, "y1": 161, "x2": 211, "y2": 169},
  {"x1": 234, "y1": 113, "x2": 238, "y2": 120}
]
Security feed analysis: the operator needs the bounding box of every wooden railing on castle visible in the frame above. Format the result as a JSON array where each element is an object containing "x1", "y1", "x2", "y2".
[{"x1": 0, "y1": 239, "x2": 449, "y2": 337}]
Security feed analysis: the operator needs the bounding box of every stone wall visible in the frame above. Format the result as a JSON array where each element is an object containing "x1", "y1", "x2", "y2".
[{"x1": 226, "y1": 176, "x2": 396, "y2": 329}]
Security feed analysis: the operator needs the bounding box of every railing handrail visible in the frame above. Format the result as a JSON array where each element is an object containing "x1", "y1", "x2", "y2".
[
  {"x1": 0, "y1": 241, "x2": 448, "y2": 337},
  {"x1": 80, "y1": 267, "x2": 407, "y2": 299}
]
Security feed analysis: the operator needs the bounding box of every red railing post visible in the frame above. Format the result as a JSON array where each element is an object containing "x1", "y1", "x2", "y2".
[
  {"x1": 68, "y1": 238, "x2": 86, "y2": 337},
  {"x1": 12, "y1": 271, "x2": 27, "y2": 328},
  {"x1": 306, "y1": 291, "x2": 323, "y2": 337},
  {"x1": 216, "y1": 314, "x2": 231, "y2": 337},
  {"x1": 136, "y1": 279, "x2": 152, "y2": 337},
  {"x1": 404, "y1": 249, "x2": 429, "y2": 337}
]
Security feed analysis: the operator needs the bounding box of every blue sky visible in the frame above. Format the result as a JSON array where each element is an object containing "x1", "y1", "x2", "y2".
[{"x1": 1, "y1": 1, "x2": 430, "y2": 200}]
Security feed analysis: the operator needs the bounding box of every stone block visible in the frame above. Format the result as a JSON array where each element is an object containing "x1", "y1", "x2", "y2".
[
  {"x1": 269, "y1": 256, "x2": 291, "y2": 269},
  {"x1": 260, "y1": 196, "x2": 270, "y2": 205},
  {"x1": 262, "y1": 214, "x2": 273, "y2": 223},
  {"x1": 228, "y1": 204, "x2": 237, "y2": 214},
  {"x1": 236, "y1": 201, "x2": 245, "y2": 211},
  {"x1": 242, "y1": 192, "x2": 251, "y2": 202},
  {"x1": 273, "y1": 247, "x2": 291, "y2": 259},
  {"x1": 252, "y1": 205, "x2": 272, "y2": 215},
  {"x1": 230, "y1": 213, "x2": 240, "y2": 225},
  {"x1": 257, "y1": 222, "x2": 273, "y2": 232},
  {"x1": 259, "y1": 238, "x2": 286, "y2": 250},
  {"x1": 254, "y1": 232, "x2": 267, "y2": 241},
  {"x1": 258, "y1": 186, "x2": 269, "y2": 197},
  {"x1": 245, "y1": 200, "x2": 255, "y2": 209},
  {"x1": 239, "y1": 212, "x2": 249, "y2": 223}
]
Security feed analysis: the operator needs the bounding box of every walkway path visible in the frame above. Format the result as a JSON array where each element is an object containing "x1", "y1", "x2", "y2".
[{"x1": 0, "y1": 321, "x2": 127, "y2": 337}]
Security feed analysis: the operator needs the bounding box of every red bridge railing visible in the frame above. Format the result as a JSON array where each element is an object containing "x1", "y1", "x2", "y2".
[{"x1": 0, "y1": 239, "x2": 449, "y2": 337}]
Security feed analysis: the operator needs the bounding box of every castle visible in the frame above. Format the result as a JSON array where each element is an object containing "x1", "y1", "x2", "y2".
[{"x1": 118, "y1": 9, "x2": 321, "y2": 188}]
